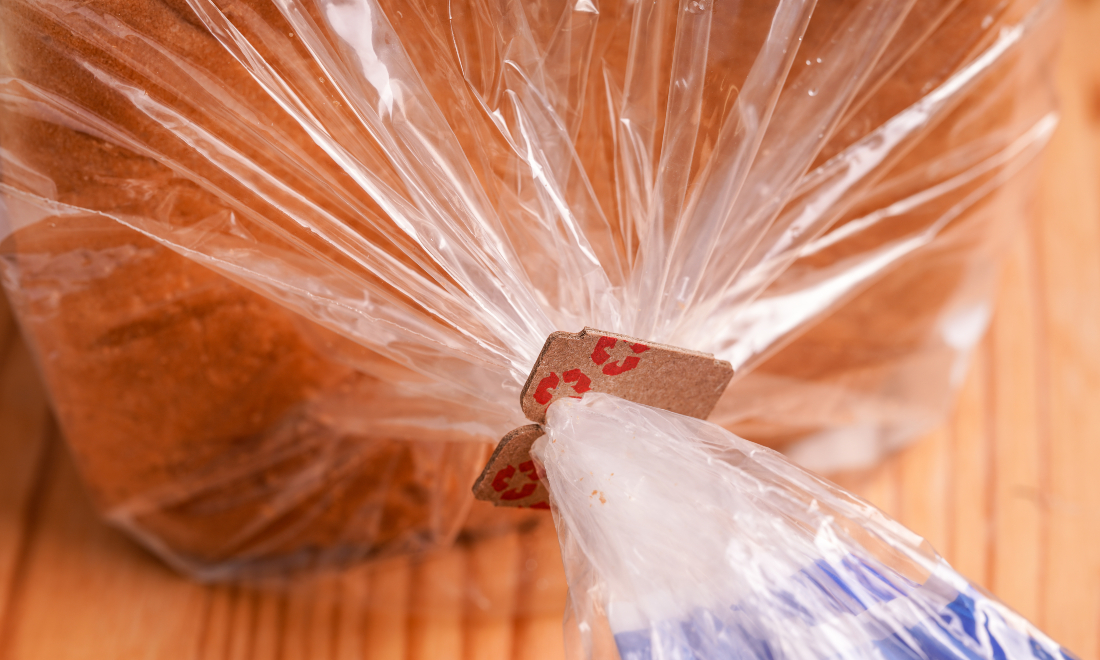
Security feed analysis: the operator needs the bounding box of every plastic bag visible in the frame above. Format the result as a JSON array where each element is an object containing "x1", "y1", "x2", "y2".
[
  {"x1": 537, "y1": 394, "x2": 1077, "y2": 660},
  {"x1": 0, "y1": 0, "x2": 1059, "y2": 578}
]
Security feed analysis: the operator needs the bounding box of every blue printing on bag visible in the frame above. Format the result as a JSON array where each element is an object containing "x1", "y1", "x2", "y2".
[{"x1": 612, "y1": 557, "x2": 1076, "y2": 660}]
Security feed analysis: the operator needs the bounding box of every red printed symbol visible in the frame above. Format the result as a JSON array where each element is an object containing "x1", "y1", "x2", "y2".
[
  {"x1": 492, "y1": 462, "x2": 540, "y2": 501},
  {"x1": 563, "y1": 369, "x2": 591, "y2": 394},
  {"x1": 591, "y1": 336, "x2": 618, "y2": 364},
  {"x1": 533, "y1": 373, "x2": 559, "y2": 405},
  {"x1": 591, "y1": 336, "x2": 649, "y2": 375},
  {"x1": 518, "y1": 460, "x2": 540, "y2": 481},
  {"x1": 533, "y1": 369, "x2": 591, "y2": 406}
]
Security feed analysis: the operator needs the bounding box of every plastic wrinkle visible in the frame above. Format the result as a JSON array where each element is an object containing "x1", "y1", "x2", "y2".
[
  {"x1": 0, "y1": 5, "x2": 1071, "y2": 650},
  {"x1": 535, "y1": 395, "x2": 1076, "y2": 660}
]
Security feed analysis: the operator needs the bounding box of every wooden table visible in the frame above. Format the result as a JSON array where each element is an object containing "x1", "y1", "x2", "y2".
[{"x1": 1, "y1": 2, "x2": 1099, "y2": 658}]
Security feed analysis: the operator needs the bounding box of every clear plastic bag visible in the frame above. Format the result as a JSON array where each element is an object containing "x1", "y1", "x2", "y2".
[
  {"x1": 0, "y1": 0, "x2": 1059, "y2": 583},
  {"x1": 536, "y1": 394, "x2": 1077, "y2": 660}
]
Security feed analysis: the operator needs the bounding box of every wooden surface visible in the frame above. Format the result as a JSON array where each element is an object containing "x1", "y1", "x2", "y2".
[{"x1": 2, "y1": 2, "x2": 1100, "y2": 657}]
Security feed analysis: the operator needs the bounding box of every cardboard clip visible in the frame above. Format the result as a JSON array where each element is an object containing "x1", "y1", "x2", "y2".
[{"x1": 472, "y1": 328, "x2": 733, "y2": 509}]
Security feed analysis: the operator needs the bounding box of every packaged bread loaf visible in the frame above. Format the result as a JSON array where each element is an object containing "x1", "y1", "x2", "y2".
[{"x1": 0, "y1": 0, "x2": 1058, "y2": 577}]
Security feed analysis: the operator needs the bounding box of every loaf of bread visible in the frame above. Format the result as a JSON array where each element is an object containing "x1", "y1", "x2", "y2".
[{"x1": 0, "y1": 0, "x2": 1055, "y2": 576}]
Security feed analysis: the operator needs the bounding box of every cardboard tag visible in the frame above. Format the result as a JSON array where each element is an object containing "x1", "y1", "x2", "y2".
[
  {"x1": 520, "y1": 328, "x2": 733, "y2": 425},
  {"x1": 473, "y1": 328, "x2": 733, "y2": 508},
  {"x1": 471, "y1": 425, "x2": 550, "y2": 510}
]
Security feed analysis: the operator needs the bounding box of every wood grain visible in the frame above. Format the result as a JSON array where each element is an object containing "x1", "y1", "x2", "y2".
[
  {"x1": 1, "y1": 3, "x2": 1099, "y2": 658},
  {"x1": 1032, "y1": 0, "x2": 1100, "y2": 648}
]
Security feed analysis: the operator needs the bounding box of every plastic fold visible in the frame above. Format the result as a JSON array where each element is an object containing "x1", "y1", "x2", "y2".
[
  {"x1": 537, "y1": 395, "x2": 1075, "y2": 660},
  {"x1": 0, "y1": 0, "x2": 1070, "y2": 653}
]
